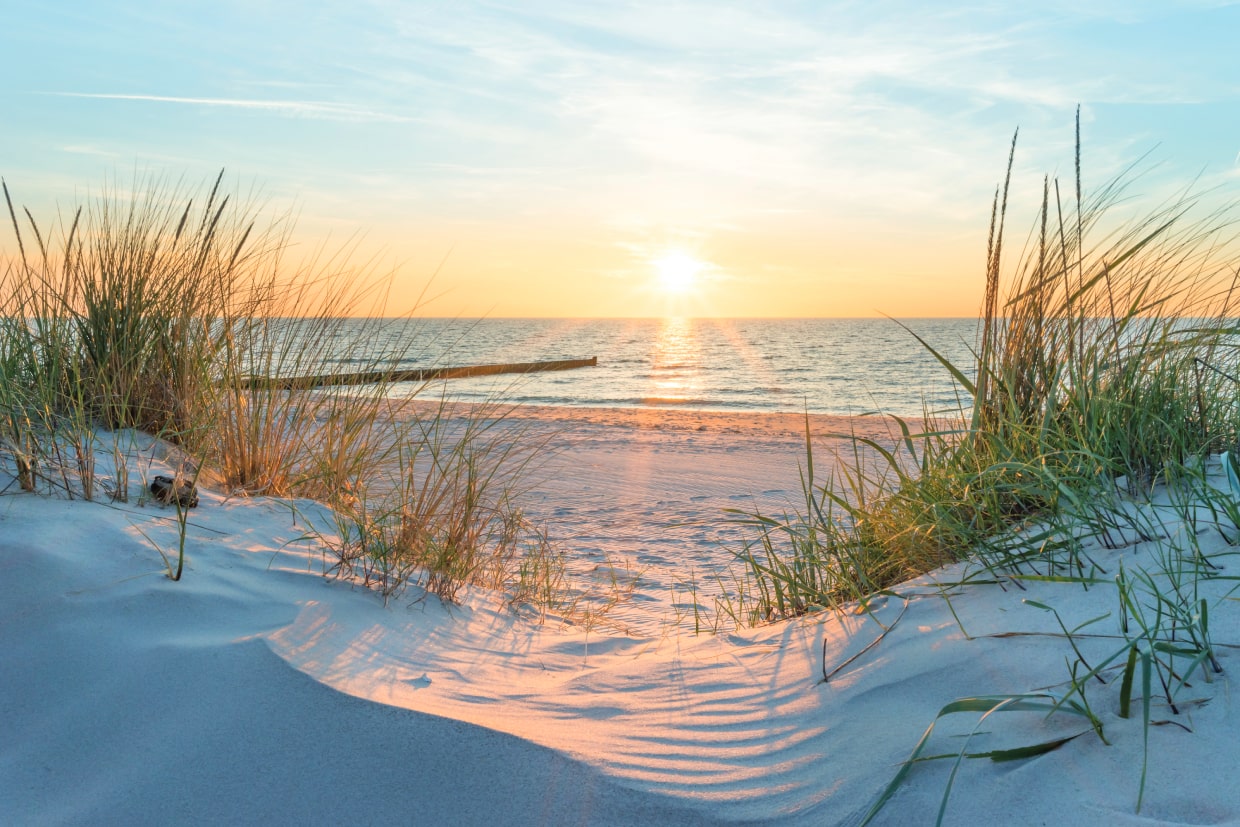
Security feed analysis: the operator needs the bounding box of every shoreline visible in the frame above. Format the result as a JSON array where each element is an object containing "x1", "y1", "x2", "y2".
[
  {"x1": 389, "y1": 396, "x2": 933, "y2": 443},
  {"x1": 376, "y1": 398, "x2": 935, "y2": 637}
]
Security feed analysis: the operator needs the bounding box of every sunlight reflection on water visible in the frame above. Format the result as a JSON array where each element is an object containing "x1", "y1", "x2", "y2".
[{"x1": 647, "y1": 317, "x2": 703, "y2": 404}]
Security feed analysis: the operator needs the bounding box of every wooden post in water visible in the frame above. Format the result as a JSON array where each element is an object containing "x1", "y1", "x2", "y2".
[{"x1": 237, "y1": 357, "x2": 598, "y2": 391}]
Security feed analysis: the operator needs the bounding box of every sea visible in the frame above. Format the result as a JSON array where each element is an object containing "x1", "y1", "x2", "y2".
[{"x1": 324, "y1": 317, "x2": 980, "y2": 418}]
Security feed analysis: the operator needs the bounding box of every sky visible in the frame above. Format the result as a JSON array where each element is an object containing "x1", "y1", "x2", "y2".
[{"x1": 2, "y1": 1, "x2": 1239, "y2": 318}]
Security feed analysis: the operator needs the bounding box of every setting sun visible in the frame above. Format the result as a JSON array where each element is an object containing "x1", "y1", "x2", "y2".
[{"x1": 652, "y1": 251, "x2": 703, "y2": 294}]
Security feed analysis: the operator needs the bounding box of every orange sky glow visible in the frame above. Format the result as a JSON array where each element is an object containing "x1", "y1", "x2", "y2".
[{"x1": 4, "y1": 3, "x2": 1239, "y2": 318}]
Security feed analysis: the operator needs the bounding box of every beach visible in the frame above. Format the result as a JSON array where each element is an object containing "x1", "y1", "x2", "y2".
[
  {"x1": 434, "y1": 402, "x2": 920, "y2": 635},
  {"x1": 7, "y1": 5, "x2": 1240, "y2": 822},
  {"x1": 5, "y1": 403, "x2": 1240, "y2": 826}
]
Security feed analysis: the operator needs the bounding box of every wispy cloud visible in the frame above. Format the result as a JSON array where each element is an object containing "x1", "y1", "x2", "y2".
[
  {"x1": 41, "y1": 92, "x2": 413, "y2": 123},
  {"x1": 59, "y1": 144, "x2": 120, "y2": 158}
]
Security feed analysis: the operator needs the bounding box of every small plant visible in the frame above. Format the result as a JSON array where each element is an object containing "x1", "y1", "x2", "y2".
[
  {"x1": 299, "y1": 398, "x2": 587, "y2": 614},
  {"x1": 132, "y1": 484, "x2": 196, "y2": 582},
  {"x1": 860, "y1": 691, "x2": 1106, "y2": 827},
  {"x1": 863, "y1": 516, "x2": 1231, "y2": 825}
]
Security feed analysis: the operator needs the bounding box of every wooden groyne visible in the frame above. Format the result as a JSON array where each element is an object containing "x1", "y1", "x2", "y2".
[{"x1": 238, "y1": 357, "x2": 598, "y2": 391}]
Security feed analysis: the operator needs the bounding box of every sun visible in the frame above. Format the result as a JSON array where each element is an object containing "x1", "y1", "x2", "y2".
[{"x1": 652, "y1": 250, "x2": 702, "y2": 294}]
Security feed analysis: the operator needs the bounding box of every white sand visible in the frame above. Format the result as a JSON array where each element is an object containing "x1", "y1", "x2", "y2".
[{"x1": 3, "y1": 408, "x2": 1240, "y2": 826}]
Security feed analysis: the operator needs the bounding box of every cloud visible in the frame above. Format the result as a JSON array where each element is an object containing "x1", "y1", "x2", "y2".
[
  {"x1": 59, "y1": 144, "x2": 120, "y2": 158},
  {"x1": 41, "y1": 92, "x2": 413, "y2": 123}
]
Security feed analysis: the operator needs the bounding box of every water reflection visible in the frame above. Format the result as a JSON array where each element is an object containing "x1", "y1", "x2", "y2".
[{"x1": 647, "y1": 317, "x2": 701, "y2": 404}]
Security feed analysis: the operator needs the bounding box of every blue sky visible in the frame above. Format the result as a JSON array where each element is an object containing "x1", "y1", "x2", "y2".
[{"x1": 3, "y1": 1, "x2": 1239, "y2": 316}]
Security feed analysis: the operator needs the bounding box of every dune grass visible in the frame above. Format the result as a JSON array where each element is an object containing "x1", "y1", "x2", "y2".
[
  {"x1": 0, "y1": 171, "x2": 575, "y2": 609},
  {"x1": 311, "y1": 396, "x2": 545, "y2": 601},
  {"x1": 727, "y1": 117, "x2": 1240, "y2": 624},
  {"x1": 722, "y1": 115, "x2": 1240, "y2": 820}
]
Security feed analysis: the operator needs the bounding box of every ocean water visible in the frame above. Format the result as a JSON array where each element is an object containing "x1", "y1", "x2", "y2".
[{"x1": 322, "y1": 317, "x2": 979, "y2": 418}]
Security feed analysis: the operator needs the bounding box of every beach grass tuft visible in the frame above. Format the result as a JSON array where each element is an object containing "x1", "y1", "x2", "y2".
[
  {"x1": 0, "y1": 172, "x2": 580, "y2": 613},
  {"x1": 730, "y1": 111, "x2": 1240, "y2": 621},
  {"x1": 726, "y1": 114, "x2": 1240, "y2": 819}
]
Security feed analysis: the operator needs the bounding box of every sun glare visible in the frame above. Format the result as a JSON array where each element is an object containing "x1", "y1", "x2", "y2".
[{"x1": 653, "y1": 251, "x2": 702, "y2": 294}]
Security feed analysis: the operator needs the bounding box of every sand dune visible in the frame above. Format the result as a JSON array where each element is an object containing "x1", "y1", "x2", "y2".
[{"x1": 4, "y1": 408, "x2": 1239, "y2": 825}]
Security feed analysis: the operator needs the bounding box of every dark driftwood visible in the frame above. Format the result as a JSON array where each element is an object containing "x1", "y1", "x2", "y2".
[{"x1": 238, "y1": 357, "x2": 598, "y2": 390}]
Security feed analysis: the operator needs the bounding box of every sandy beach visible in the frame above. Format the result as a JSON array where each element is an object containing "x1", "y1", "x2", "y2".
[
  {"x1": 449, "y1": 402, "x2": 921, "y2": 635},
  {"x1": 4, "y1": 404, "x2": 1239, "y2": 825},
  {"x1": 8, "y1": 4, "x2": 1240, "y2": 823}
]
